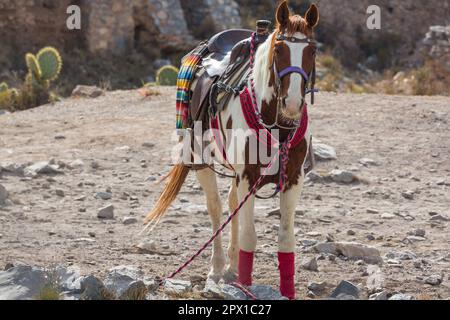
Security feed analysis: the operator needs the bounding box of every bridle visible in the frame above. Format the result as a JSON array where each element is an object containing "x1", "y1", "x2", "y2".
[{"x1": 263, "y1": 33, "x2": 317, "y2": 130}]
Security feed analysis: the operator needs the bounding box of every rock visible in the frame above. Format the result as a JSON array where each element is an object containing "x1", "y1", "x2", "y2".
[
  {"x1": 308, "y1": 281, "x2": 328, "y2": 293},
  {"x1": 381, "y1": 213, "x2": 395, "y2": 220},
  {"x1": 389, "y1": 293, "x2": 415, "y2": 300},
  {"x1": 425, "y1": 275, "x2": 442, "y2": 286},
  {"x1": 72, "y1": 85, "x2": 104, "y2": 98},
  {"x1": 0, "y1": 184, "x2": 8, "y2": 205},
  {"x1": 0, "y1": 265, "x2": 47, "y2": 300},
  {"x1": 330, "y1": 281, "x2": 360, "y2": 299},
  {"x1": 97, "y1": 205, "x2": 114, "y2": 219},
  {"x1": 54, "y1": 135, "x2": 66, "y2": 140},
  {"x1": 80, "y1": 275, "x2": 111, "y2": 300},
  {"x1": 24, "y1": 161, "x2": 63, "y2": 177},
  {"x1": 367, "y1": 208, "x2": 380, "y2": 214},
  {"x1": 114, "y1": 146, "x2": 131, "y2": 152},
  {"x1": 369, "y1": 291, "x2": 388, "y2": 300},
  {"x1": 142, "y1": 142, "x2": 155, "y2": 148},
  {"x1": 0, "y1": 162, "x2": 25, "y2": 176},
  {"x1": 359, "y1": 158, "x2": 379, "y2": 166},
  {"x1": 314, "y1": 143, "x2": 337, "y2": 161},
  {"x1": 385, "y1": 251, "x2": 417, "y2": 261},
  {"x1": 164, "y1": 279, "x2": 192, "y2": 295},
  {"x1": 301, "y1": 257, "x2": 319, "y2": 272},
  {"x1": 347, "y1": 230, "x2": 356, "y2": 236},
  {"x1": 136, "y1": 240, "x2": 157, "y2": 252},
  {"x1": 67, "y1": 159, "x2": 84, "y2": 169},
  {"x1": 250, "y1": 285, "x2": 286, "y2": 300},
  {"x1": 313, "y1": 242, "x2": 383, "y2": 264},
  {"x1": 430, "y1": 214, "x2": 449, "y2": 222},
  {"x1": 329, "y1": 170, "x2": 356, "y2": 184},
  {"x1": 401, "y1": 191, "x2": 415, "y2": 200},
  {"x1": 306, "y1": 171, "x2": 323, "y2": 183},
  {"x1": 300, "y1": 239, "x2": 318, "y2": 247},
  {"x1": 407, "y1": 229, "x2": 426, "y2": 237},
  {"x1": 366, "y1": 265, "x2": 384, "y2": 293},
  {"x1": 122, "y1": 217, "x2": 138, "y2": 225},
  {"x1": 104, "y1": 266, "x2": 147, "y2": 300},
  {"x1": 222, "y1": 284, "x2": 248, "y2": 300},
  {"x1": 55, "y1": 266, "x2": 82, "y2": 293},
  {"x1": 404, "y1": 236, "x2": 426, "y2": 244},
  {"x1": 202, "y1": 279, "x2": 225, "y2": 299},
  {"x1": 95, "y1": 192, "x2": 112, "y2": 200},
  {"x1": 55, "y1": 189, "x2": 65, "y2": 197}
]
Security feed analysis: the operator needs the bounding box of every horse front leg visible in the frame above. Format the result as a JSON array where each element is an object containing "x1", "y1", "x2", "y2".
[
  {"x1": 278, "y1": 178, "x2": 304, "y2": 300},
  {"x1": 237, "y1": 178, "x2": 256, "y2": 286},
  {"x1": 196, "y1": 168, "x2": 226, "y2": 283},
  {"x1": 223, "y1": 179, "x2": 239, "y2": 283}
]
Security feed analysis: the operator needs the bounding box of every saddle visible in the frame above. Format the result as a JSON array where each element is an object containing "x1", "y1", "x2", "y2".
[{"x1": 186, "y1": 29, "x2": 255, "y2": 129}]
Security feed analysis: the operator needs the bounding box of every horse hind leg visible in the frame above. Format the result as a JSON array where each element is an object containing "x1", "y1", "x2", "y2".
[
  {"x1": 223, "y1": 179, "x2": 239, "y2": 283},
  {"x1": 196, "y1": 168, "x2": 226, "y2": 283}
]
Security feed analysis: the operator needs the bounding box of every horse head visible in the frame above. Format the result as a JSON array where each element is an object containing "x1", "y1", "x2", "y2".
[{"x1": 270, "y1": 1, "x2": 319, "y2": 120}]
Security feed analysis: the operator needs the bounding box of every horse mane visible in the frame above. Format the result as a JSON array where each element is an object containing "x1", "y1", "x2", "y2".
[
  {"x1": 253, "y1": 32, "x2": 277, "y2": 105},
  {"x1": 279, "y1": 14, "x2": 311, "y2": 37}
]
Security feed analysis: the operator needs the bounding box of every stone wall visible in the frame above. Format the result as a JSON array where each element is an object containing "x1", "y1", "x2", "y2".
[
  {"x1": 1, "y1": 0, "x2": 448, "y2": 71},
  {"x1": 0, "y1": 0, "x2": 82, "y2": 68},
  {"x1": 312, "y1": 0, "x2": 450, "y2": 69}
]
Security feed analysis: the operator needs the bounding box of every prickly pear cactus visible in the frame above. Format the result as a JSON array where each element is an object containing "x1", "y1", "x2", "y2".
[
  {"x1": 26, "y1": 53, "x2": 42, "y2": 80},
  {"x1": 0, "y1": 82, "x2": 8, "y2": 93},
  {"x1": 36, "y1": 47, "x2": 62, "y2": 81},
  {"x1": 156, "y1": 65, "x2": 179, "y2": 86}
]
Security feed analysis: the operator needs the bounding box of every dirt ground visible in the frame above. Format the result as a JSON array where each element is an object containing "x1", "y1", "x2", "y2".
[{"x1": 0, "y1": 88, "x2": 449, "y2": 299}]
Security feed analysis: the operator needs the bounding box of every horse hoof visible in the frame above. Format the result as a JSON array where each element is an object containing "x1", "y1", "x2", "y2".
[
  {"x1": 207, "y1": 272, "x2": 223, "y2": 284},
  {"x1": 223, "y1": 269, "x2": 238, "y2": 284}
]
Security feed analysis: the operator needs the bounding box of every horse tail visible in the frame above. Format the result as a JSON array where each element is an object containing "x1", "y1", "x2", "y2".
[{"x1": 144, "y1": 165, "x2": 189, "y2": 226}]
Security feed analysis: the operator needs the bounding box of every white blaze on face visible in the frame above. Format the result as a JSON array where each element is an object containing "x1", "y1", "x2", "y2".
[{"x1": 284, "y1": 32, "x2": 309, "y2": 116}]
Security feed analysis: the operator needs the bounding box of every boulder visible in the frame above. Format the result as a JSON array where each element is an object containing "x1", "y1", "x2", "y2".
[
  {"x1": 164, "y1": 279, "x2": 192, "y2": 296},
  {"x1": 104, "y1": 266, "x2": 147, "y2": 300},
  {"x1": 80, "y1": 275, "x2": 112, "y2": 300},
  {"x1": 314, "y1": 143, "x2": 337, "y2": 161},
  {"x1": 24, "y1": 162, "x2": 63, "y2": 177},
  {"x1": 72, "y1": 85, "x2": 104, "y2": 98},
  {"x1": 330, "y1": 281, "x2": 360, "y2": 300},
  {"x1": 0, "y1": 265, "x2": 47, "y2": 300},
  {"x1": 97, "y1": 205, "x2": 114, "y2": 219},
  {"x1": 329, "y1": 170, "x2": 356, "y2": 184},
  {"x1": 314, "y1": 242, "x2": 383, "y2": 264}
]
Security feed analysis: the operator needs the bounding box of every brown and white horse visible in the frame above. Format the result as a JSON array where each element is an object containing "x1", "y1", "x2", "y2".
[{"x1": 145, "y1": 1, "x2": 319, "y2": 300}]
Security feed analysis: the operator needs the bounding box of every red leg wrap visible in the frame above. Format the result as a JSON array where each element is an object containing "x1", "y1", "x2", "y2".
[
  {"x1": 278, "y1": 252, "x2": 296, "y2": 300},
  {"x1": 238, "y1": 250, "x2": 254, "y2": 286}
]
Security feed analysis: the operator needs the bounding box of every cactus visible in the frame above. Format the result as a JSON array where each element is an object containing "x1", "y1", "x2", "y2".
[
  {"x1": 0, "y1": 82, "x2": 8, "y2": 93},
  {"x1": 36, "y1": 47, "x2": 62, "y2": 82},
  {"x1": 26, "y1": 53, "x2": 42, "y2": 80},
  {"x1": 1, "y1": 46, "x2": 62, "y2": 111},
  {"x1": 156, "y1": 65, "x2": 179, "y2": 86}
]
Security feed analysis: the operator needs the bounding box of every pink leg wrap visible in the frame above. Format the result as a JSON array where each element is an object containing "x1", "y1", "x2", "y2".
[
  {"x1": 278, "y1": 252, "x2": 296, "y2": 300},
  {"x1": 238, "y1": 250, "x2": 254, "y2": 286}
]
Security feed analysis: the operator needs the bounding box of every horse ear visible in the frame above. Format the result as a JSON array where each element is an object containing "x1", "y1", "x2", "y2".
[
  {"x1": 276, "y1": 1, "x2": 290, "y2": 29},
  {"x1": 305, "y1": 3, "x2": 320, "y2": 28}
]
